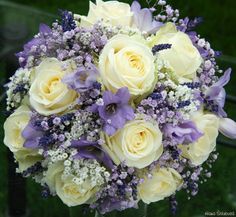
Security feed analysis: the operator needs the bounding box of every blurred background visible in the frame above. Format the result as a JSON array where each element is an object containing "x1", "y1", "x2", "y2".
[{"x1": 0, "y1": 0, "x2": 235, "y2": 216}]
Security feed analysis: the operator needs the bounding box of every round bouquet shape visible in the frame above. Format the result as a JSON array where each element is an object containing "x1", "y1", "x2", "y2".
[{"x1": 4, "y1": 0, "x2": 236, "y2": 216}]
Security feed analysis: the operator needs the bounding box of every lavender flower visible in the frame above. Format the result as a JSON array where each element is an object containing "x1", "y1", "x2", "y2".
[
  {"x1": 178, "y1": 17, "x2": 203, "y2": 32},
  {"x1": 91, "y1": 87, "x2": 135, "y2": 136},
  {"x1": 205, "y1": 68, "x2": 231, "y2": 117},
  {"x1": 63, "y1": 63, "x2": 99, "y2": 92},
  {"x1": 152, "y1": 44, "x2": 172, "y2": 54},
  {"x1": 91, "y1": 163, "x2": 139, "y2": 214},
  {"x1": 131, "y1": 1, "x2": 163, "y2": 34},
  {"x1": 60, "y1": 10, "x2": 76, "y2": 32}
]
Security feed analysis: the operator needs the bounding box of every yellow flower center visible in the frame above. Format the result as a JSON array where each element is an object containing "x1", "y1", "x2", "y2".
[
  {"x1": 64, "y1": 185, "x2": 80, "y2": 197},
  {"x1": 126, "y1": 52, "x2": 145, "y2": 76},
  {"x1": 42, "y1": 76, "x2": 61, "y2": 94},
  {"x1": 127, "y1": 129, "x2": 149, "y2": 154}
]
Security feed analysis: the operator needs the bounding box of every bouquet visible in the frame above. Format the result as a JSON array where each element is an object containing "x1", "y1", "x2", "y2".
[{"x1": 4, "y1": 0, "x2": 236, "y2": 215}]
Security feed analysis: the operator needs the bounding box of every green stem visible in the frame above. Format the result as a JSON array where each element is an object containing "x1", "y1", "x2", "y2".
[{"x1": 94, "y1": 211, "x2": 102, "y2": 217}]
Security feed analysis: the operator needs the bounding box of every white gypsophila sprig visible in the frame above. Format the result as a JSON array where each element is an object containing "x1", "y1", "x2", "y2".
[
  {"x1": 168, "y1": 84, "x2": 200, "y2": 120},
  {"x1": 67, "y1": 111, "x2": 102, "y2": 142},
  {"x1": 6, "y1": 68, "x2": 31, "y2": 111},
  {"x1": 61, "y1": 157, "x2": 110, "y2": 190}
]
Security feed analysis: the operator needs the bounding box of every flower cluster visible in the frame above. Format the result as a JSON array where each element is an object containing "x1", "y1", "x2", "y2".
[{"x1": 3, "y1": 0, "x2": 236, "y2": 215}]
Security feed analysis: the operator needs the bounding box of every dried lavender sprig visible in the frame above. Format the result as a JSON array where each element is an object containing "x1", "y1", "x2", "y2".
[
  {"x1": 59, "y1": 10, "x2": 76, "y2": 32},
  {"x1": 152, "y1": 44, "x2": 172, "y2": 54}
]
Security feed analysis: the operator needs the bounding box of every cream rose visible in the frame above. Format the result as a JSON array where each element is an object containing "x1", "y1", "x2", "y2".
[
  {"x1": 138, "y1": 167, "x2": 183, "y2": 204},
  {"x1": 4, "y1": 105, "x2": 31, "y2": 152},
  {"x1": 45, "y1": 162, "x2": 96, "y2": 206},
  {"x1": 150, "y1": 23, "x2": 202, "y2": 81},
  {"x1": 99, "y1": 34, "x2": 156, "y2": 98},
  {"x1": 179, "y1": 112, "x2": 219, "y2": 166},
  {"x1": 4, "y1": 105, "x2": 42, "y2": 171},
  {"x1": 79, "y1": 0, "x2": 133, "y2": 27},
  {"x1": 103, "y1": 119, "x2": 163, "y2": 169},
  {"x1": 14, "y1": 149, "x2": 42, "y2": 172},
  {"x1": 29, "y1": 58, "x2": 77, "y2": 116}
]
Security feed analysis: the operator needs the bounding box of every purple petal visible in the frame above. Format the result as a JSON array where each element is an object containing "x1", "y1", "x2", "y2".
[
  {"x1": 71, "y1": 140, "x2": 114, "y2": 168},
  {"x1": 22, "y1": 124, "x2": 43, "y2": 149},
  {"x1": 24, "y1": 139, "x2": 40, "y2": 149},
  {"x1": 120, "y1": 105, "x2": 135, "y2": 120},
  {"x1": 216, "y1": 88, "x2": 226, "y2": 108},
  {"x1": 214, "y1": 68, "x2": 231, "y2": 88},
  {"x1": 205, "y1": 86, "x2": 221, "y2": 100},
  {"x1": 63, "y1": 64, "x2": 99, "y2": 92},
  {"x1": 205, "y1": 68, "x2": 232, "y2": 117},
  {"x1": 206, "y1": 69, "x2": 231, "y2": 99},
  {"x1": 88, "y1": 103, "x2": 99, "y2": 113},
  {"x1": 98, "y1": 198, "x2": 138, "y2": 214},
  {"x1": 148, "y1": 20, "x2": 164, "y2": 34},
  {"x1": 103, "y1": 91, "x2": 119, "y2": 105},
  {"x1": 217, "y1": 106, "x2": 227, "y2": 118},
  {"x1": 104, "y1": 124, "x2": 117, "y2": 136},
  {"x1": 39, "y1": 23, "x2": 51, "y2": 34},
  {"x1": 131, "y1": 1, "x2": 141, "y2": 12},
  {"x1": 131, "y1": 0, "x2": 162, "y2": 34},
  {"x1": 74, "y1": 150, "x2": 97, "y2": 160},
  {"x1": 94, "y1": 88, "x2": 134, "y2": 135},
  {"x1": 116, "y1": 87, "x2": 130, "y2": 104},
  {"x1": 219, "y1": 118, "x2": 236, "y2": 139},
  {"x1": 164, "y1": 121, "x2": 203, "y2": 144},
  {"x1": 110, "y1": 112, "x2": 126, "y2": 129},
  {"x1": 70, "y1": 140, "x2": 98, "y2": 148},
  {"x1": 22, "y1": 124, "x2": 38, "y2": 139},
  {"x1": 138, "y1": 8, "x2": 153, "y2": 29}
]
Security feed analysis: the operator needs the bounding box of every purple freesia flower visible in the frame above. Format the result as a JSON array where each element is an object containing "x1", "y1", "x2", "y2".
[
  {"x1": 164, "y1": 121, "x2": 203, "y2": 144},
  {"x1": 63, "y1": 63, "x2": 99, "y2": 92},
  {"x1": 131, "y1": 1, "x2": 163, "y2": 34},
  {"x1": 205, "y1": 68, "x2": 231, "y2": 117},
  {"x1": 22, "y1": 123, "x2": 44, "y2": 149},
  {"x1": 16, "y1": 23, "x2": 51, "y2": 67},
  {"x1": 71, "y1": 140, "x2": 114, "y2": 169},
  {"x1": 90, "y1": 87, "x2": 135, "y2": 136}
]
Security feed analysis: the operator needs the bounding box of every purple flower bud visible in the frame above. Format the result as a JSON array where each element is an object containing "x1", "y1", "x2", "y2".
[
  {"x1": 53, "y1": 117, "x2": 61, "y2": 125},
  {"x1": 116, "y1": 180, "x2": 123, "y2": 185},
  {"x1": 219, "y1": 118, "x2": 236, "y2": 139},
  {"x1": 41, "y1": 121, "x2": 49, "y2": 129},
  {"x1": 58, "y1": 134, "x2": 65, "y2": 142}
]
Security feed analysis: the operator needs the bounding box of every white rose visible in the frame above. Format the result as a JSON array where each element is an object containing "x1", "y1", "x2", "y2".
[
  {"x1": 99, "y1": 34, "x2": 156, "y2": 98},
  {"x1": 14, "y1": 149, "x2": 42, "y2": 172},
  {"x1": 138, "y1": 167, "x2": 183, "y2": 204},
  {"x1": 29, "y1": 58, "x2": 77, "y2": 116},
  {"x1": 79, "y1": 0, "x2": 133, "y2": 27},
  {"x1": 179, "y1": 112, "x2": 219, "y2": 166},
  {"x1": 103, "y1": 119, "x2": 163, "y2": 169},
  {"x1": 3, "y1": 105, "x2": 42, "y2": 172},
  {"x1": 150, "y1": 23, "x2": 202, "y2": 81},
  {"x1": 4, "y1": 105, "x2": 31, "y2": 152},
  {"x1": 45, "y1": 162, "x2": 96, "y2": 207}
]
